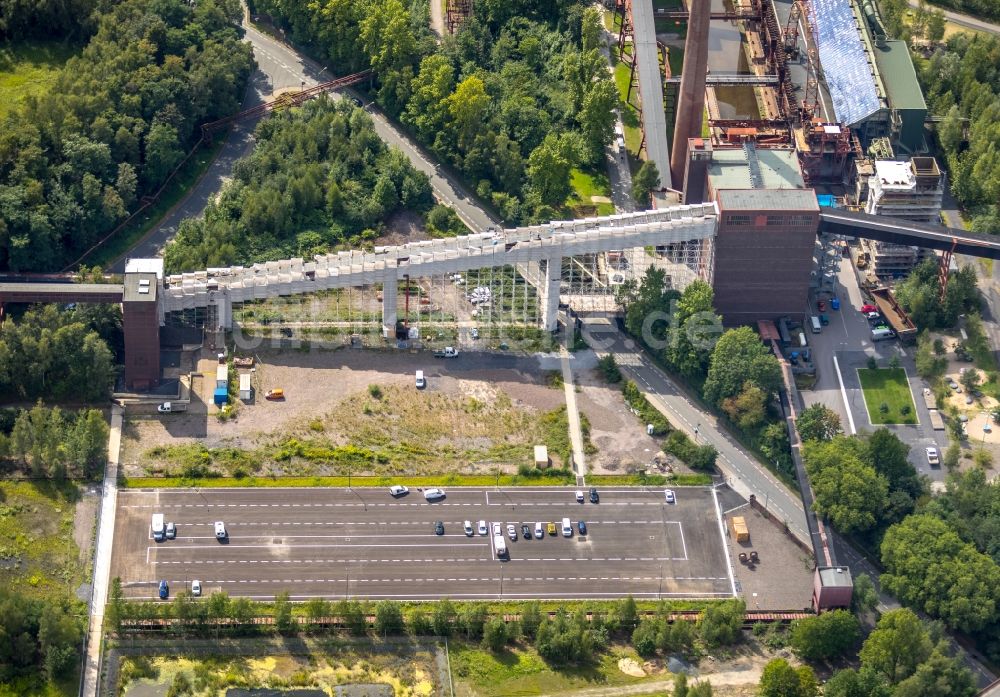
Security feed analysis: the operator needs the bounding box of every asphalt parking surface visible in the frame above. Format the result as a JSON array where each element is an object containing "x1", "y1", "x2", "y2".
[{"x1": 112, "y1": 487, "x2": 735, "y2": 601}]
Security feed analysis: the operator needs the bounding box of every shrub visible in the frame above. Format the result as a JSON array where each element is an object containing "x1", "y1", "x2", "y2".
[
  {"x1": 597, "y1": 354, "x2": 623, "y2": 383},
  {"x1": 368, "y1": 385, "x2": 383, "y2": 399},
  {"x1": 867, "y1": 356, "x2": 879, "y2": 370}
]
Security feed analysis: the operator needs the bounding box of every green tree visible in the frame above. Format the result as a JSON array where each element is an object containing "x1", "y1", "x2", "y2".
[
  {"x1": 338, "y1": 599, "x2": 367, "y2": 635},
  {"x1": 721, "y1": 382, "x2": 768, "y2": 431},
  {"x1": 433, "y1": 598, "x2": 456, "y2": 636},
  {"x1": 304, "y1": 598, "x2": 331, "y2": 631},
  {"x1": 578, "y1": 79, "x2": 618, "y2": 163},
  {"x1": 580, "y1": 6, "x2": 603, "y2": 51},
  {"x1": 374, "y1": 600, "x2": 404, "y2": 635},
  {"x1": 527, "y1": 132, "x2": 577, "y2": 206},
  {"x1": 892, "y1": 645, "x2": 977, "y2": 697},
  {"x1": 143, "y1": 123, "x2": 184, "y2": 189},
  {"x1": 859, "y1": 608, "x2": 932, "y2": 685},
  {"x1": 520, "y1": 600, "x2": 543, "y2": 639},
  {"x1": 789, "y1": 610, "x2": 859, "y2": 661},
  {"x1": 698, "y1": 598, "x2": 744, "y2": 647},
  {"x1": 459, "y1": 604, "x2": 487, "y2": 640},
  {"x1": 614, "y1": 595, "x2": 639, "y2": 632},
  {"x1": 704, "y1": 327, "x2": 783, "y2": 406},
  {"x1": 809, "y1": 449, "x2": 888, "y2": 534},
  {"x1": 850, "y1": 573, "x2": 879, "y2": 616},
  {"x1": 447, "y1": 76, "x2": 491, "y2": 152},
  {"x1": 274, "y1": 591, "x2": 294, "y2": 634},
  {"x1": 482, "y1": 617, "x2": 509, "y2": 651},
  {"x1": 959, "y1": 368, "x2": 981, "y2": 393},
  {"x1": 759, "y1": 658, "x2": 816, "y2": 697},
  {"x1": 796, "y1": 404, "x2": 842, "y2": 442},
  {"x1": 667, "y1": 280, "x2": 720, "y2": 380},
  {"x1": 631, "y1": 160, "x2": 660, "y2": 205},
  {"x1": 823, "y1": 668, "x2": 875, "y2": 697},
  {"x1": 926, "y1": 10, "x2": 946, "y2": 41}
]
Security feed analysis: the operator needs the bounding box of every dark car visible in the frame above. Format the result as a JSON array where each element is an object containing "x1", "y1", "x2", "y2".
[
  {"x1": 521, "y1": 524, "x2": 531, "y2": 539},
  {"x1": 589, "y1": 487, "x2": 599, "y2": 503},
  {"x1": 434, "y1": 521, "x2": 444, "y2": 535},
  {"x1": 350, "y1": 96, "x2": 363, "y2": 107},
  {"x1": 578, "y1": 520, "x2": 587, "y2": 535},
  {"x1": 158, "y1": 580, "x2": 168, "y2": 599}
]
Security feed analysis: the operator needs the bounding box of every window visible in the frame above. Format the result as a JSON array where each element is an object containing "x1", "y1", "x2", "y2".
[
  {"x1": 726, "y1": 215, "x2": 751, "y2": 226},
  {"x1": 766, "y1": 215, "x2": 786, "y2": 226}
]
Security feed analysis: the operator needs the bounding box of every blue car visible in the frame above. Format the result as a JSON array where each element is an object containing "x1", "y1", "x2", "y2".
[
  {"x1": 158, "y1": 580, "x2": 168, "y2": 599},
  {"x1": 577, "y1": 520, "x2": 587, "y2": 535}
]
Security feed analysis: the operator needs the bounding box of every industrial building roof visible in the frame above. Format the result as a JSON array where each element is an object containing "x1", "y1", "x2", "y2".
[
  {"x1": 718, "y1": 189, "x2": 820, "y2": 211},
  {"x1": 707, "y1": 147, "x2": 805, "y2": 190},
  {"x1": 124, "y1": 258, "x2": 165, "y2": 278},
  {"x1": 630, "y1": 0, "x2": 672, "y2": 187},
  {"x1": 873, "y1": 40, "x2": 927, "y2": 112},
  {"x1": 818, "y1": 566, "x2": 854, "y2": 587},
  {"x1": 813, "y1": 0, "x2": 882, "y2": 125},
  {"x1": 123, "y1": 272, "x2": 158, "y2": 303}
]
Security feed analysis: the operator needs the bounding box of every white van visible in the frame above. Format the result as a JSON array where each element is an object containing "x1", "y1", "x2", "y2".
[
  {"x1": 151, "y1": 513, "x2": 165, "y2": 541},
  {"x1": 871, "y1": 327, "x2": 895, "y2": 341},
  {"x1": 415, "y1": 370, "x2": 425, "y2": 389},
  {"x1": 214, "y1": 521, "x2": 227, "y2": 540},
  {"x1": 810, "y1": 316, "x2": 822, "y2": 334},
  {"x1": 494, "y1": 534, "x2": 508, "y2": 559},
  {"x1": 562, "y1": 517, "x2": 573, "y2": 537}
]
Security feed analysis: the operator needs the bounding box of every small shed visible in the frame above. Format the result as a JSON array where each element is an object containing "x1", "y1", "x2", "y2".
[
  {"x1": 213, "y1": 386, "x2": 229, "y2": 407},
  {"x1": 239, "y1": 373, "x2": 252, "y2": 401},
  {"x1": 533, "y1": 445, "x2": 549, "y2": 469}
]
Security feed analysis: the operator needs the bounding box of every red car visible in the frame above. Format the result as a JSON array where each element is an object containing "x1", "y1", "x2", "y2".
[
  {"x1": 817, "y1": 300, "x2": 826, "y2": 312},
  {"x1": 861, "y1": 304, "x2": 877, "y2": 313}
]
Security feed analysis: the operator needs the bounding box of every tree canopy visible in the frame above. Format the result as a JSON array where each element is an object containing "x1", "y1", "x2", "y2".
[
  {"x1": 164, "y1": 97, "x2": 432, "y2": 271},
  {"x1": 0, "y1": 0, "x2": 254, "y2": 271},
  {"x1": 703, "y1": 326, "x2": 782, "y2": 406}
]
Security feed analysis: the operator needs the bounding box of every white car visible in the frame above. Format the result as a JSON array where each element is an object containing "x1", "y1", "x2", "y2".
[
  {"x1": 389, "y1": 485, "x2": 409, "y2": 497},
  {"x1": 926, "y1": 447, "x2": 940, "y2": 466},
  {"x1": 534, "y1": 522, "x2": 544, "y2": 539},
  {"x1": 423, "y1": 488, "x2": 446, "y2": 501},
  {"x1": 492, "y1": 523, "x2": 502, "y2": 536},
  {"x1": 664, "y1": 489, "x2": 676, "y2": 504},
  {"x1": 191, "y1": 579, "x2": 201, "y2": 597},
  {"x1": 507, "y1": 524, "x2": 517, "y2": 540},
  {"x1": 464, "y1": 520, "x2": 474, "y2": 536},
  {"x1": 575, "y1": 490, "x2": 584, "y2": 503},
  {"x1": 477, "y1": 520, "x2": 488, "y2": 536}
]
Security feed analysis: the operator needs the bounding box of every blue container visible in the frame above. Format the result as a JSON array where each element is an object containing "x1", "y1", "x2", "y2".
[
  {"x1": 213, "y1": 387, "x2": 228, "y2": 407},
  {"x1": 817, "y1": 194, "x2": 837, "y2": 208}
]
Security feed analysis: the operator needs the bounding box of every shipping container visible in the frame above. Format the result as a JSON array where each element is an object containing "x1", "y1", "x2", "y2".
[
  {"x1": 239, "y1": 373, "x2": 251, "y2": 401},
  {"x1": 216, "y1": 363, "x2": 228, "y2": 388},
  {"x1": 213, "y1": 386, "x2": 228, "y2": 407}
]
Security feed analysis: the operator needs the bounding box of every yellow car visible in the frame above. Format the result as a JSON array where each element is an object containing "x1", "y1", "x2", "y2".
[{"x1": 547, "y1": 522, "x2": 557, "y2": 536}]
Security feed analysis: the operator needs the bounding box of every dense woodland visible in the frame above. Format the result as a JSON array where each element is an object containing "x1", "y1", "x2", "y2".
[
  {"x1": 0, "y1": 0, "x2": 254, "y2": 271},
  {"x1": 164, "y1": 97, "x2": 433, "y2": 271},
  {"x1": 0, "y1": 589, "x2": 84, "y2": 688},
  {"x1": 248, "y1": 0, "x2": 616, "y2": 224},
  {"x1": 0, "y1": 0, "x2": 97, "y2": 41}
]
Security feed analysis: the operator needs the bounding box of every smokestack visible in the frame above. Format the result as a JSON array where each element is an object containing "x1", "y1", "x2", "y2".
[{"x1": 670, "y1": 0, "x2": 712, "y2": 189}]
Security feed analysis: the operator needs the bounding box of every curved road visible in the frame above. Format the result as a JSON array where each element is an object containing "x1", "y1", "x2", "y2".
[
  {"x1": 907, "y1": 0, "x2": 1000, "y2": 35},
  {"x1": 112, "y1": 14, "x2": 497, "y2": 272}
]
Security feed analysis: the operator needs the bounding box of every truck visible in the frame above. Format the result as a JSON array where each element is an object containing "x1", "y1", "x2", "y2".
[
  {"x1": 434, "y1": 347, "x2": 459, "y2": 358},
  {"x1": 731, "y1": 516, "x2": 749, "y2": 543},
  {"x1": 493, "y1": 533, "x2": 508, "y2": 559},
  {"x1": 928, "y1": 409, "x2": 945, "y2": 431},
  {"x1": 152, "y1": 513, "x2": 165, "y2": 541},
  {"x1": 157, "y1": 402, "x2": 187, "y2": 413}
]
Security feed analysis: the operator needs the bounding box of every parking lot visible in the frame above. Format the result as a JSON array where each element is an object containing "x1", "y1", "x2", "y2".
[{"x1": 111, "y1": 487, "x2": 735, "y2": 601}]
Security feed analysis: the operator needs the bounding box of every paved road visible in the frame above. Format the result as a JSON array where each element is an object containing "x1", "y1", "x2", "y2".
[
  {"x1": 579, "y1": 317, "x2": 810, "y2": 545},
  {"x1": 111, "y1": 487, "x2": 733, "y2": 601},
  {"x1": 907, "y1": 0, "x2": 1000, "y2": 35}
]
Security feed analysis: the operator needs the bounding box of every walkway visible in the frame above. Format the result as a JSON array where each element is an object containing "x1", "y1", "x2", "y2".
[
  {"x1": 560, "y1": 344, "x2": 588, "y2": 484},
  {"x1": 79, "y1": 404, "x2": 123, "y2": 697}
]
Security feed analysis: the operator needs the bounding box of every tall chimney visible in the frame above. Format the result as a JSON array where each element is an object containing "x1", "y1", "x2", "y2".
[{"x1": 670, "y1": 0, "x2": 712, "y2": 189}]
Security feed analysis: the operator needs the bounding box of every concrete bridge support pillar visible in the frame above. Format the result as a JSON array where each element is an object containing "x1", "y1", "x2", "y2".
[
  {"x1": 541, "y1": 256, "x2": 562, "y2": 332},
  {"x1": 382, "y1": 268, "x2": 398, "y2": 338}
]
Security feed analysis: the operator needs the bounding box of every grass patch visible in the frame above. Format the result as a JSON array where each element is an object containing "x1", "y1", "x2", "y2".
[
  {"x1": 612, "y1": 58, "x2": 643, "y2": 157},
  {"x1": 451, "y1": 643, "x2": 654, "y2": 697},
  {"x1": 0, "y1": 480, "x2": 85, "y2": 601},
  {"x1": 0, "y1": 40, "x2": 78, "y2": 118},
  {"x1": 566, "y1": 168, "x2": 614, "y2": 217},
  {"x1": 857, "y1": 367, "x2": 918, "y2": 425},
  {"x1": 122, "y1": 472, "x2": 577, "y2": 488},
  {"x1": 78, "y1": 137, "x2": 227, "y2": 269}
]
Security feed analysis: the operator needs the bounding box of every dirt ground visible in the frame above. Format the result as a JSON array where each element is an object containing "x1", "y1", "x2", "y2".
[
  {"x1": 73, "y1": 485, "x2": 100, "y2": 567},
  {"x1": 575, "y1": 368, "x2": 679, "y2": 475},
  {"x1": 120, "y1": 348, "x2": 568, "y2": 477}
]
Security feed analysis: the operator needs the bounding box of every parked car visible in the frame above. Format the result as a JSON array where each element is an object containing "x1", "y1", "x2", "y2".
[
  {"x1": 265, "y1": 388, "x2": 285, "y2": 400},
  {"x1": 492, "y1": 523, "x2": 502, "y2": 537},
  {"x1": 534, "y1": 522, "x2": 544, "y2": 539},
  {"x1": 521, "y1": 524, "x2": 531, "y2": 539},
  {"x1": 158, "y1": 580, "x2": 169, "y2": 599},
  {"x1": 434, "y1": 521, "x2": 445, "y2": 535},
  {"x1": 464, "y1": 521, "x2": 474, "y2": 536},
  {"x1": 664, "y1": 489, "x2": 676, "y2": 504},
  {"x1": 478, "y1": 520, "x2": 488, "y2": 536},
  {"x1": 860, "y1": 304, "x2": 877, "y2": 313},
  {"x1": 165, "y1": 522, "x2": 176, "y2": 539},
  {"x1": 926, "y1": 447, "x2": 940, "y2": 466},
  {"x1": 547, "y1": 522, "x2": 557, "y2": 536},
  {"x1": 575, "y1": 490, "x2": 585, "y2": 503},
  {"x1": 389, "y1": 485, "x2": 409, "y2": 497},
  {"x1": 589, "y1": 487, "x2": 599, "y2": 503},
  {"x1": 577, "y1": 520, "x2": 587, "y2": 535},
  {"x1": 507, "y1": 524, "x2": 517, "y2": 541},
  {"x1": 423, "y1": 488, "x2": 446, "y2": 501},
  {"x1": 817, "y1": 300, "x2": 826, "y2": 312}
]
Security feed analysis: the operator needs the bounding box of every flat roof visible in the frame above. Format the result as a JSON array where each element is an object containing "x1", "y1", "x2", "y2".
[
  {"x1": 124, "y1": 258, "x2": 165, "y2": 278},
  {"x1": 0, "y1": 282, "x2": 123, "y2": 301},
  {"x1": 873, "y1": 40, "x2": 927, "y2": 112},
  {"x1": 818, "y1": 566, "x2": 854, "y2": 587},
  {"x1": 872, "y1": 160, "x2": 915, "y2": 190},
  {"x1": 707, "y1": 147, "x2": 804, "y2": 190},
  {"x1": 717, "y1": 188, "x2": 820, "y2": 211},
  {"x1": 123, "y1": 272, "x2": 158, "y2": 303},
  {"x1": 630, "y1": 0, "x2": 672, "y2": 187}
]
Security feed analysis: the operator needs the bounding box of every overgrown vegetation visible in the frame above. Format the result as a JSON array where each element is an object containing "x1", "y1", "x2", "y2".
[
  {"x1": 249, "y1": 0, "x2": 616, "y2": 224},
  {"x1": 164, "y1": 98, "x2": 434, "y2": 271},
  {"x1": 0, "y1": 305, "x2": 115, "y2": 402},
  {"x1": 0, "y1": 0, "x2": 254, "y2": 271},
  {"x1": 894, "y1": 260, "x2": 980, "y2": 330},
  {"x1": 0, "y1": 403, "x2": 108, "y2": 479},
  {"x1": 0, "y1": 41, "x2": 79, "y2": 119}
]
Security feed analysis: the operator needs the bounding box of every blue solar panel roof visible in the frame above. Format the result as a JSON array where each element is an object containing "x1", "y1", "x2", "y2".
[{"x1": 813, "y1": 0, "x2": 881, "y2": 125}]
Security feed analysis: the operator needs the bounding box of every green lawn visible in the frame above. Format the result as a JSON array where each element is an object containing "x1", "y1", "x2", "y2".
[
  {"x1": 566, "y1": 168, "x2": 614, "y2": 217},
  {"x1": 0, "y1": 40, "x2": 78, "y2": 119},
  {"x1": 451, "y1": 644, "x2": 656, "y2": 697},
  {"x1": 857, "y1": 368, "x2": 918, "y2": 425}
]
